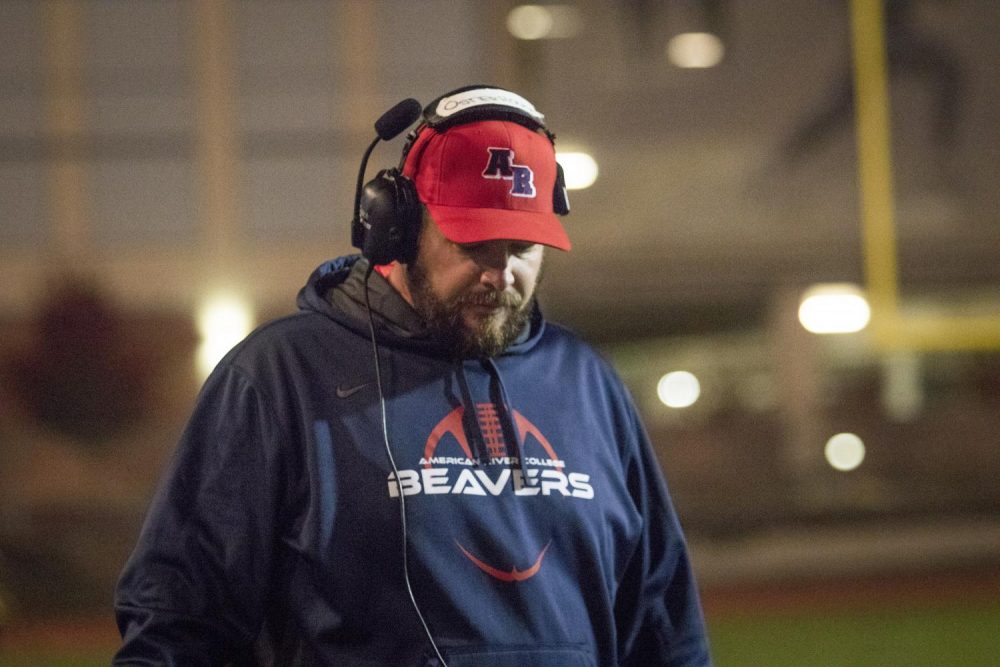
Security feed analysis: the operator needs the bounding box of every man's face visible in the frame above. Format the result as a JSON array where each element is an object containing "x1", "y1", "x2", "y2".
[{"x1": 406, "y1": 213, "x2": 545, "y2": 358}]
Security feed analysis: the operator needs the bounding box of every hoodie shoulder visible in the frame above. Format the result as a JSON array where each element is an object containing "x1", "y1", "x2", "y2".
[
  {"x1": 225, "y1": 309, "x2": 335, "y2": 367},
  {"x1": 537, "y1": 320, "x2": 626, "y2": 382},
  {"x1": 296, "y1": 254, "x2": 365, "y2": 314}
]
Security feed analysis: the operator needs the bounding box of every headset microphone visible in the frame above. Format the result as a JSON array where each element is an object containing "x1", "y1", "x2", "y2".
[
  {"x1": 351, "y1": 98, "x2": 422, "y2": 251},
  {"x1": 374, "y1": 98, "x2": 423, "y2": 141}
]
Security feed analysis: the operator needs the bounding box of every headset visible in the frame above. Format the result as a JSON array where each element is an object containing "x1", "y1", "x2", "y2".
[
  {"x1": 351, "y1": 84, "x2": 570, "y2": 266},
  {"x1": 349, "y1": 86, "x2": 568, "y2": 667}
]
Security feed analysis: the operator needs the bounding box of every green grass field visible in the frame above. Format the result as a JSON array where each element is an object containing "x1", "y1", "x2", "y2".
[
  {"x1": 709, "y1": 602, "x2": 1000, "y2": 666},
  {"x1": 0, "y1": 656, "x2": 110, "y2": 667},
  {"x1": 2, "y1": 602, "x2": 999, "y2": 665}
]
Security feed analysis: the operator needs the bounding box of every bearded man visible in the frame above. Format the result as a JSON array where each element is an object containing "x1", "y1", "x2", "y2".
[{"x1": 114, "y1": 86, "x2": 711, "y2": 666}]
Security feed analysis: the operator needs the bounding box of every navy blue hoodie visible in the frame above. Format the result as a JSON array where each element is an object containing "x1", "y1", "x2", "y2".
[{"x1": 114, "y1": 255, "x2": 710, "y2": 665}]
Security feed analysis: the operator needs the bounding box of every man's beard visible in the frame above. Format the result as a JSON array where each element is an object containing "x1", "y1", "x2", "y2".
[{"x1": 408, "y1": 257, "x2": 537, "y2": 359}]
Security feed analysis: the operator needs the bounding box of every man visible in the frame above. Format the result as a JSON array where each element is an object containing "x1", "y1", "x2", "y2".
[{"x1": 114, "y1": 86, "x2": 711, "y2": 665}]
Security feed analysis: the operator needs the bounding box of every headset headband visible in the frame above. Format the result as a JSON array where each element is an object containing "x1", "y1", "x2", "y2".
[
  {"x1": 423, "y1": 85, "x2": 546, "y2": 131},
  {"x1": 399, "y1": 85, "x2": 555, "y2": 170}
]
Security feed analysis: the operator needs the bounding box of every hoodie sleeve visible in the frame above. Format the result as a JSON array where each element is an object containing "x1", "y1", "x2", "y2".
[
  {"x1": 613, "y1": 399, "x2": 712, "y2": 666},
  {"x1": 113, "y1": 363, "x2": 288, "y2": 664}
]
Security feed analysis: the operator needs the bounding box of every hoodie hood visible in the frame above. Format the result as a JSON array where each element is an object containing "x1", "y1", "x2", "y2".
[
  {"x1": 296, "y1": 254, "x2": 546, "y2": 359},
  {"x1": 296, "y1": 254, "x2": 548, "y2": 468}
]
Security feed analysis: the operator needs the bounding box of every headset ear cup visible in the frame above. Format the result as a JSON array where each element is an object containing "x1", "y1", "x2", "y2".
[
  {"x1": 553, "y1": 162, "x2": 570, "y2": 215},
  {"x1": 394, "y1": 176, "x2": 422, "y2": 265},
  {"x1": 358, "y1": 169, "x2": 421, "y2": 265}
]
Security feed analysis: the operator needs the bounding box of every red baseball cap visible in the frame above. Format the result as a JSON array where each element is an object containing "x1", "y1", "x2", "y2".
[{"x1": 402, "y1": 119, "x2": 571, "y2": 251}]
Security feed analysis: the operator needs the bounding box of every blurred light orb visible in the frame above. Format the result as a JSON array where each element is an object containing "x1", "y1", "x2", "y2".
[
  {"x1": 197, "y1": 293, "x2": 253, "y2": 379},
  {"x1": 507, "y1": 5, "x2": 581, "y2": 40},
  {"x1": 657, "y1": 371, "x2": 701, "y2": 408},
  {"x1": 556, "y1": 151, "x2": 599, "y2": 190},
  {"x1": 667, "y1": 32, "x2": 725, "y2": 68},
  {"x1": 825, "y1": 432, "x2": 866, "y2": 472},
  {"x1": 507, "y1": 5, "x2": 553, "y2": 40},
  {"x1": 798, "y1": 283, "x2": 871, "y2": 334}
]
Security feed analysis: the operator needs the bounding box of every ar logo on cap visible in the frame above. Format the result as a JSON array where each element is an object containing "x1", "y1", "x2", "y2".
[{"x1": 482, "y1": 148, "x2": 536, "y2": 198}]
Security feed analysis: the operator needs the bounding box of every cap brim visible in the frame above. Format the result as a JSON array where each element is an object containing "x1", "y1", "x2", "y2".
[{"x1": 426, "y1": 203, "x2": 572, "y2": 251}]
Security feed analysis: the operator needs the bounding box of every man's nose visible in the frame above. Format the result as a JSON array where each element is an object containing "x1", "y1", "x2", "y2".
[{"x1": 477, "y1": 244, "x2": 515, "y2": 290}]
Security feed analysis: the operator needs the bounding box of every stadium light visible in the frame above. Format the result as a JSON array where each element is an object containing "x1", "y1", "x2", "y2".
[
  {"x1": 825, "y1": 432, "x2": 866, "y2": 472},
  {"x1": 799, "y1": 283, "x2": 871, "y2": 334},
  {"x1": 556, "y1": 151, "x2": 599, "y2": 190},
  {"x1": 507, "y1": 5, "x2": 582, "y2": 40},
  {"x1": 657, "y1": 371, "x2": 701, "y2": 408},
  {"x1": 667, "y1": 32, "x2": 725, "y2": 69},
  {"x1": 196, "y1": 292, "x2": 254, "y2": 379}
]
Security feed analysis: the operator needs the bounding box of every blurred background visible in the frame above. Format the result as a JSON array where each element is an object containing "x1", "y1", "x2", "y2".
[{"x1": 1, "y1": 0, "x2": 999, "y2": 664}]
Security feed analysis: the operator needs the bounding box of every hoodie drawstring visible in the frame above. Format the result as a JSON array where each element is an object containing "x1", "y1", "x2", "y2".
[
  {"x1": 453, "y1": 358, "x2": 524, "y2": 472},
  {"x1": 481, "y1": 357, "x2": 524, "y2": 472},
  {"x1": 455, "y1": 362, "x2": 487, "y2": 466}
]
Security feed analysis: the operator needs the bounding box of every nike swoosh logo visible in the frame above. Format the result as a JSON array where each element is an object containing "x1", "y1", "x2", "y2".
[
  {"x1": 336, "y1": 383, "x2": 369, "y2": 398},
  {"x1": 456, "y1": 540, "x2": 551, "y2": 582}
]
